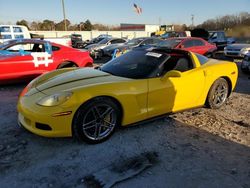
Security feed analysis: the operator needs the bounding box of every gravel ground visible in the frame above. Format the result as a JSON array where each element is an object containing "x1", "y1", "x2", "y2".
[{"x1": 0, "y1": 59, "x2": 249, "y2": 188}]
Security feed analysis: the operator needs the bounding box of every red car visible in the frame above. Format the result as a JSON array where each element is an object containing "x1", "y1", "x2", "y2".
[
  {"x1": 0, "y1": 39, "x2": 93, "y2": 83},
  {"x1": 159, "y1": 37, "x2": 217, "y2": 57}
]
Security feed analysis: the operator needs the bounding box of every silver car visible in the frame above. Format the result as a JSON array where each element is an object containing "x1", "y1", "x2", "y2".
[
  {"x1": 224, "y1": 43, "x2": 250, "y2": 58},
  {"x1": 86, "y1": 38, "x2": 127, "y2": 59}
]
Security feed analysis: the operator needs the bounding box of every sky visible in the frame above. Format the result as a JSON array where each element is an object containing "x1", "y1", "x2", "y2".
[{"x1": 0, "y1": 0, "x2": 249, "y2": 26}]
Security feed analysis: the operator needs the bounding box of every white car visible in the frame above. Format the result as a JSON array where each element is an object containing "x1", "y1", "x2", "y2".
[{"x1": 0, "y1": 25, "x2": 30, "y2": 43}]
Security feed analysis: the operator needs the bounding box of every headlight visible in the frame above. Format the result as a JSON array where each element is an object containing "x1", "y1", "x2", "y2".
[
  {"x1": 37, "y1": 92, "x2": 72, "y2": 107},
  {"x1": 241, "y1": 48, "x2": 250, "y2": 53}
]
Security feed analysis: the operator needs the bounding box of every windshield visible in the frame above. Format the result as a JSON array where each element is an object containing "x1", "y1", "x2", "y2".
[
  {"x1": 98, "y1": 38, "x2": 110, "y2": 44},
  {"x1": 0, "y1": 40, "x2": 14, "y2": 49},
  {"x1": 158, "y1": 39, "x2": 182, "y2": 48},
  {"x1": 101, "y1": 49, "x2": 168, "y2": 79},
  {"x1": 125, "y1": 38, "x2": 145, "y2": 46}
]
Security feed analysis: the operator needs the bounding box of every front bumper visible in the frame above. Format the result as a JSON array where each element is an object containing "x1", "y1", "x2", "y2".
[
  {"x1": 224, "y1": 50, "x2": 247, "y2": 58},
  {"x1": 241, "y1": 60, "x2": 250, "y2": 72},
  {"x1": 17, "y1": 94, "x2": 75, "y2": 137}
]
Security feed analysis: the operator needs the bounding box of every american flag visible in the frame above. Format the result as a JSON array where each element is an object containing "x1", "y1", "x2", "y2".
[{"x1": 133, "y1": 3, "x2": 142, "y2": 14}]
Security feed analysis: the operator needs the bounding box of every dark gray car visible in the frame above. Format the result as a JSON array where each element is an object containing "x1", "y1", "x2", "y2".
[
  {"x1": 102, "y1": 37, "x2": 163, "y2": 57},
  {"x1": 86, "y1": 38, "x2": 127, "y2": 59}
]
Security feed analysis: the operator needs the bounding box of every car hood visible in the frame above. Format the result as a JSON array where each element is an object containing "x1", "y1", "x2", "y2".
[
  {"x1": 103, "y1": 44, "x2": 124, "y2": 51},
  {"x1": 31, "y1": 68, "x2": 130, "y2": 94},
  {"x1": 226, "y1": 44, "x2": 250, "y2": 49}
]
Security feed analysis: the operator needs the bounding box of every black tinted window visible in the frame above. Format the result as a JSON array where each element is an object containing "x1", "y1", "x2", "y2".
[
  {"x1": 152, "y1": 38, "x2": 162, "y2": 44},
  {"x1": 193, "y1": 39, "x2": 205, "y2": 46},
  {"x1": 141, "y1": 39, "x2": 153, "y2": 45},
  {"x1": 195, "y1": 53, "x2": 209, "y2": 65},
  {"x1": 159, "y1": 39, "x2": 182, "y2": 48},
  {"x1": 111, "y1": 39, "x2": 126, "y2": 44},
  {"x1": 182, "y1": 40, "x2": 194, "y2": 48},
  {"x1": 101, "y1": 49, "x2": 168, "y2": 79},
  {"x1": 52, "y1": 46, "x2": 60, "y2": 51}
]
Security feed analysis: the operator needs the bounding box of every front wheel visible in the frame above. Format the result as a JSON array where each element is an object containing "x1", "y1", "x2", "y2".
[
  {"x1": 73, "y1": 97, "x2": 121, "y2": 144},
  {"x1": 206, "y1": 78, "x2": 229, "y2": 109}
]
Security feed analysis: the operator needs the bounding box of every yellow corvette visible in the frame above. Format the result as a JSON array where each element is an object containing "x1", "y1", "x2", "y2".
[{"x1": 17, "y1": 48, "x2": 238, "y2": 143}]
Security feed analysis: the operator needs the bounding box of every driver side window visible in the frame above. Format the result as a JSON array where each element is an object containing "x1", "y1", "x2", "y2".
[
  {"x1": 6, "y1": 43, "x2": 34, "y2": 52},
  {"x1": 161, "y1": 56, "x2": 194, "y2": 75}
]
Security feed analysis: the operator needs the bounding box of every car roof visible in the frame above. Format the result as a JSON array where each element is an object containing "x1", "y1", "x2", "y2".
[
  {"x1": 167, "y1": 37, "x2": 204, "y2": 40},
  {"x1": 135, "y1": 46, "x2": 190, "y2": 55},
  {"x1": 4, "y1": 39, "x2": 49, "y2": 44}
]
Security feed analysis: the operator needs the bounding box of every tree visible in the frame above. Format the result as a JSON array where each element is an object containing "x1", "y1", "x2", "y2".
[
  {"x1": 55, "y1": 19, "x2": 71, "y2": 31},
  {"x1": 84, "y1": 19, "x2": 93, "y2": 31},
  {"x1": 16, "y1": 19, "x2": 30, "y2": 29},
  {"x1": 40, "y1": 20, "x2": 55, "y2": 31}
]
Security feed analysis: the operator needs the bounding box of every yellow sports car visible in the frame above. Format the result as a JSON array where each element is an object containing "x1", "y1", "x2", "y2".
[{"x1": 17, "y1": 48, "x2": 238, "y2": 143}]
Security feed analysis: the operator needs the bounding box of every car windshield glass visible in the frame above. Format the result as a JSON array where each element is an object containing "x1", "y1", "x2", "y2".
[
  {"x1": 158, "y1": 39, "x2": 182, "y2": 48},
  {"x1": 195, "y1": 53, "x2": 209, "y2": 65},
  {"x1": 101, "y1": 49, "x2": 168, "y2": 79},
  {"x1": 0, "y1": 40, "x2": 13, "y2": 49},
  {"x1": 98, "y1": 38, "x2": 110, "y2": 44},
  {"x1": 125, "y1": 38, "x2": 145, "y2": 46}
]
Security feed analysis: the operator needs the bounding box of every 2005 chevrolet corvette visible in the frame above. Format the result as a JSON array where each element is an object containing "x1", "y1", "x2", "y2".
[{"x1": 17, "y1": 48, "x2": 238, "y2": 143}]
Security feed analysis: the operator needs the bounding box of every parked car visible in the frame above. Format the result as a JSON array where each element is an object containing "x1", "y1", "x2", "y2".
[
  {"x1": 83, "y1": 34, "x2": 113, "y2": 48},
  {"x1": 241, "y1": 53, "x2": 250, "y2": 74},
  {"x1": 160, "y1": 31, "x2": 191, "y2": 39},
  {"x1": 0, "y1": 25, "x2": 30, "y2": 44},
  {"x1": 71, "y1": 34, "x2": 84, "y2": 48},
  {"x1": 208, "y1": 31, "x2": 235, "y2": 50},
  {"x1": 102, "y1": 37, "x2": 163, "y2": 57},
  {"x1": 0, "y1": 39, "x2": 93, "y2": 83},
  {"x1": 17, "y1": 48, "x2": 238, "y2": 143},
  {"x1": 158, "y1": 37, "x2": 217, "y2": 57},
  {"x1": 224, "y1": 43, "x2": 250, "y2": 58},
  {"x1": 86, "y1": 38, "x2": 127, "y2": 59}
]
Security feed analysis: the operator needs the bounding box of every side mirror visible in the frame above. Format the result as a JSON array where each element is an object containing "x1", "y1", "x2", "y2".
[{"x1": 162, "y1": 70, "x2": 182, "y2": 80}]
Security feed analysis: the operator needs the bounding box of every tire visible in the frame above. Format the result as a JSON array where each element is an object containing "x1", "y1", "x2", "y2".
[
  {"x1": 206, "y1": 78, "x2": 229, "y2": 109},
  {"x1": 72, "y1": 97, "x2": 121, "y2": 144}
]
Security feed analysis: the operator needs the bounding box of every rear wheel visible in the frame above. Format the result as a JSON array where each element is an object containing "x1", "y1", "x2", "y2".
[
  {"x1": 206, "y1": 78, "x2": 229, "y2": 109},
  {"x1": 73, "y1": 97, "x2": 121, "y2": 144}
]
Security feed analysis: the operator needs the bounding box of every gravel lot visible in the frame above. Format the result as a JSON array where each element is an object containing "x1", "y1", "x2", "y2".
[{"x1": 0, "y1": 58, "x2": 249, "y2": 188}]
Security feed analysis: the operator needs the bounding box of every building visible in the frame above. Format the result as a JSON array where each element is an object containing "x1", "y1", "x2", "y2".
[{"x1": 120, "y1": 23, "x2": 160, "y2": 33}]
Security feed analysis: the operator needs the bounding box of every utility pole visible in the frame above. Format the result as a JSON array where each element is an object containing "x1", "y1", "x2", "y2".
[
  {"x1": 61, "y1": 0, "x2": 67, "y2": 31},
  {"x1": 191, "y1": 14, "x2": 194, "y2": 28}
]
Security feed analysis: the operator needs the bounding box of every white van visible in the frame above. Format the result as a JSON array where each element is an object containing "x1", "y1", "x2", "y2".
[{"x1": 0, "y1": 25, "x2": 30, "y2": 44}]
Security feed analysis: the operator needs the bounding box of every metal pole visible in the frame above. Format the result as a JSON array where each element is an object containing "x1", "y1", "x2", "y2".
[
  {"x1": 61, "y1": 0, "x2": 67, "y2": 31},
  {"x1": 191, "y1": 14, "x2": 194, "y2": 28}
]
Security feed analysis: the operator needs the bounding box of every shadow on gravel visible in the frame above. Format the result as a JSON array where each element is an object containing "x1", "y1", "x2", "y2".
[{"x1": 0, "y1": 116, "x2": 250, "y2": 188}]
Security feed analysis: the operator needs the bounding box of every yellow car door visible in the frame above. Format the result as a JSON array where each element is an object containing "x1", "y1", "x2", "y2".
[{"x1": 147, "y1": 68, "x2": 205, "y2": 118}]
